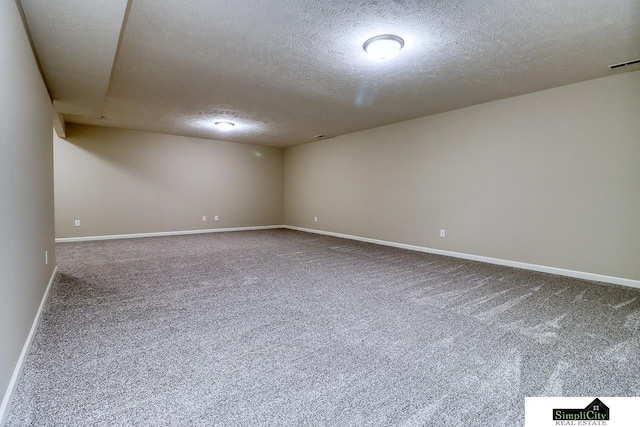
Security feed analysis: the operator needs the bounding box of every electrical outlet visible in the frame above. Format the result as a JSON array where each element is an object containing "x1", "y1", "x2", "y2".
[
  {"x1": 45, "y1": 251, "x2": 48, "y2": 265},
  {"x1": 314, "y1": 216, "x2": 318, "y2": 223},
  {"x1": 440, "y1": 229, "x2": 446, "y2": 238},
  {"x1": 214, "y1": 215, "x2": 219, "y2": 221},
  {"x1": 202, "y1": 216, "x2": 207, "y2": 222},
  {"x1": 74, "y1": 220, "x2": 81, "y2": 227}
]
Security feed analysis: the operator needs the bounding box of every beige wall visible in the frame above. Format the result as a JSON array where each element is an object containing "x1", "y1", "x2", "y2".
[
  {"x1": 284, "y1": 71, "x2": 640, "y2": 281},
  {"x1": 54, "y1": 124, "x2": 284, "y2": 238},
  {"x1": 0, "y1": 0, "x2": 56, "y2": 415}
]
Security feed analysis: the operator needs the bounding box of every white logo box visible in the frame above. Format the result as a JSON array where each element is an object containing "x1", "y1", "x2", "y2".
[{"x1": 525, "y1": 397, "x2": 640, "y2": 427}]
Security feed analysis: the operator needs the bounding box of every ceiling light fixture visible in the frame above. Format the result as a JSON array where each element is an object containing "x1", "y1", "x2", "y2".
[
  {"x1": 363, "y1": 34, "x2": 404, "y2": 60},
  {"x1": 214, "y1": 121, "x2": 235, "y2": 130}
]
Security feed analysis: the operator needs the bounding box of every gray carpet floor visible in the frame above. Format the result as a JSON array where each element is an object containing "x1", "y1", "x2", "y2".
[{"x1": 6, "y1": 229, "x2": 640, "y2": 426}]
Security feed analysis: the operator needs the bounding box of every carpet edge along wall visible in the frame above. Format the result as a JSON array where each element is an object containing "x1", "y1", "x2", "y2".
[
  {"x1": 6, "y1": 230, "x2": 640, "y2": 426},
  {"x1": 54, "y1": 225, "x2": 640, "y2": 289}
]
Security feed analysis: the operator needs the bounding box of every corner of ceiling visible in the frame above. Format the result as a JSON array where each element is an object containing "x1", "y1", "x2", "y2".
[
  {"x1": 14, "y1": 0, "x2": 54, "y2": 102},
  {"x1": 21, "y1": 0, "x2": 130, "y2": 120}
]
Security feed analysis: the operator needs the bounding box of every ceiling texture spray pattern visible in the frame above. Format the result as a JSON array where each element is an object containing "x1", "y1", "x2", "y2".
[{"x1": 22, "y1": 0, "x2": 640, "y2": 147}]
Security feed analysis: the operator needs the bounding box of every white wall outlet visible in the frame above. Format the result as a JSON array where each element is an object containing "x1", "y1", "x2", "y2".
[
  {"x1": 202, "y1": 216, "x2": 207, "y2": 222},
  {"x1": 74, "y1": 220, "x2": 81, "y2": 227},
  {"x1": 440, "y1": 229, "x2": 446, "y2": 238},
  {"x1": 45, "y1": 251, "x2": 48, "y2": 265},
  {"x1": 314, "y1": 216, "x2": 318, "y2": 222},
  {"x1": 214, "y1": 215, "x2": 219, "y2": 221}
]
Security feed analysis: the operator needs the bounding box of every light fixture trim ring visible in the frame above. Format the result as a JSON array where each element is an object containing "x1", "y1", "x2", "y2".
[
  {"x1": 214, "y1": 121, "x2": 236, "y2": 130},
  {"x1": 363, "y1": 34, "x2": 405, "y2": 57}
]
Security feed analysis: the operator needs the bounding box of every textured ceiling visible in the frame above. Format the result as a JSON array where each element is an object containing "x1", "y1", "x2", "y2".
[{"x1": 23, "y1": 0, "x2": 640, "y2": 147}]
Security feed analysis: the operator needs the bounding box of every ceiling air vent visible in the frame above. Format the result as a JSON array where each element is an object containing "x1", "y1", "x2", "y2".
[{"x1": 609, "y1": 58, "x2": 640, "y2": 70}]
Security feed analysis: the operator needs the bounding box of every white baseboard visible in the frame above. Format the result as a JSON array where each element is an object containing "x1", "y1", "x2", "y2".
[
  {"x1": 56, "y1": 225, "x2": 285, "y2": 243},
  {"x1": 54, "y1": 224, "x2": 640, "y2": 289},
  {"x1": 283, "y1": 226, "x2": 640, "y2": 290},
  {"x1": 0, "y1": 266, "x2": 58, "y2": 424}
]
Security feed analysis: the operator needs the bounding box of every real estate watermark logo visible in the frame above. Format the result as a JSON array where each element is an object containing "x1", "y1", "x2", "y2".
[
  {"x1": 526, "y1": 397, "x2": 640, "y2": 427},
  {"x1": 553, "y1": 398, "x2": 609, "y2": 424}
]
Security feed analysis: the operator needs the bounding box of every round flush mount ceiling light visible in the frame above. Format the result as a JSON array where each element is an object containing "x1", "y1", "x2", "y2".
[
  {"x1": 214, "y1": 121, "x2": 235, "y2": 130},
  {"x1": 363, "y1": 34, "x2": 404, "y2": 60}
]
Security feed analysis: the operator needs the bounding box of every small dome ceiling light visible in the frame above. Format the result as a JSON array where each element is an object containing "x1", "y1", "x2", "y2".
[
  {"x1": 215, "y1": 121, "x2": 235, "y2": 130},
  {"x1": 363, "y1": 34, "x2": 404, "y2": 60}
]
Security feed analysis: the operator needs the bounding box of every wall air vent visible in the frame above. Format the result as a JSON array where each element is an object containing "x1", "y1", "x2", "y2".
[{"x1": 609, "y1": 58, "x2": 640, "y2": 70}]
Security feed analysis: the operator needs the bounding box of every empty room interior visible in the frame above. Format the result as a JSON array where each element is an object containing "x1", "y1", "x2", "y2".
[{"x1": 2, "y1": 0, "x2": 640, "y2": 425}]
